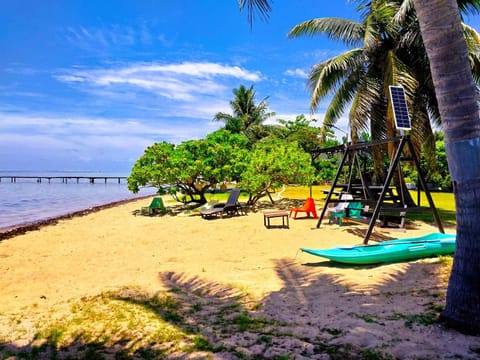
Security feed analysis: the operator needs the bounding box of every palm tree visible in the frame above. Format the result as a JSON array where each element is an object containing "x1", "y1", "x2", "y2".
[
  {"x1": 239, "y1": 0, "x2": 480, "y2": 335},
  {"x1": 414, "y1": 0, "x2": 480, "y2": 335},
  {"x1": 214, "y1": 84, "x2": 275, "y2": 143},
  {"x1": 286, "y1": 1, "x2": 419, "y2": 204},
  {"x1": 288, "y1": 0, "x2": 480, "y2": 193}
]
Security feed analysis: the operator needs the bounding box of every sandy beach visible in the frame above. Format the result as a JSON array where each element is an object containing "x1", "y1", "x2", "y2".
[{"x1": 1, "y1": 196, "x2": 479, "y2": 359}]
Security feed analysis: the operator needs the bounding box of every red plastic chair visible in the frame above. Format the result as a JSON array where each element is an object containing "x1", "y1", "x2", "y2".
[{"x1": 289, "y1": 197, "x2": 318, "y2": 219}]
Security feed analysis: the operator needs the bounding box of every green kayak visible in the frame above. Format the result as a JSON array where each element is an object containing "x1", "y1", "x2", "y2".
[{"x1": 301, "y1": 232, "x2": 456, "y2": 265}]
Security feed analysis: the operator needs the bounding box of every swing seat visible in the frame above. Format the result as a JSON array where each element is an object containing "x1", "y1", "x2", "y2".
[{"x1": 328, "y1": 202, "x2": 368, "y2": 226}]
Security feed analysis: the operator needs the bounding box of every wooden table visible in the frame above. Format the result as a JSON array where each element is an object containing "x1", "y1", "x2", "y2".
[{"x1": 263, "y1": 211, "x2": 289, "y2": 229}]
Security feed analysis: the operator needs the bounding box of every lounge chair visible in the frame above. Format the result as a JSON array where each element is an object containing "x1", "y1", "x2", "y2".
[
  {"x1": 200, "y1": 188, "x2": 242, "y2": 219},
  {"x1": 289, "y1": 197, "x2": 318, "y2": 219},
  {"x1": 140, "y1": 197, "x2": 167, "y2": 216},
  {"x1": 177, "y1": 200, "x2": 220, "y2": 217}
]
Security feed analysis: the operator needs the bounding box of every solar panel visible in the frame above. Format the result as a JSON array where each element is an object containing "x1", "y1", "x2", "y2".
[{"x1": 389, "y1": 85, "x2": 412, "y2": 130}]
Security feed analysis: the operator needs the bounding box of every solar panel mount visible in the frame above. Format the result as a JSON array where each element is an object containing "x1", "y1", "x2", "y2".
[{"x1": 389, "y1": 85, "x2": 412, "y2": 131}]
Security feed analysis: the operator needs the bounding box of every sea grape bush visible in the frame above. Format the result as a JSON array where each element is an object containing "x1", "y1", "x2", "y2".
[
  {"x1": 241, "y1": 137, "x2": 315, "y2": 204},
  {"x1": 128, "y1": 129, "x2": 315, "y2": 205},
  {"x1": 128, "y1": 130, "x2": 249, "y2": 204}
]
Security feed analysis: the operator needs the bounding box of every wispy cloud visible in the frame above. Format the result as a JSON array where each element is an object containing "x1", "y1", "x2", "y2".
[
  {"x1": 0, "y1": 113, "x2": 215, "y2": 141},
  {"x1": 284, "y1": 68, "x2": 309, "y2": 78},
  {"x1": 55, "y1": 61, "x2": 262, "y2": 102},
  {"x1": 0, "y1": 112, "x2": 221, "y2": 170},
  {"x1": 64, "y1": 25, "x2": 140, "y2": 49},
  {"x1": 4, "y1": 67, "x2": 40, "y2": 75}
]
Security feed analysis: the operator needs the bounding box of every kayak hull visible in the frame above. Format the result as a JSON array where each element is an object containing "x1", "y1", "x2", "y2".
[{"x1": 301, "y1": 232, "x2": 456, "y2": 265}]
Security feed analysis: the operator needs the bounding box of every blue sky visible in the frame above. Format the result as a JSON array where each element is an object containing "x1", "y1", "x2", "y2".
[{"x1": 1, "y1": 1, "x2": 479, "y2": 173}]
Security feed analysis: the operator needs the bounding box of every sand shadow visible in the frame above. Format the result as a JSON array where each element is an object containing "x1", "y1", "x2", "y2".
[{"x1": 4, "y1": 252, "x2": 472, "y2": 359}]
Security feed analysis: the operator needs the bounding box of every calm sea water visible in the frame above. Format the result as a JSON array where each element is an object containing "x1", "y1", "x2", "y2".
[{"x1": 0, "y1": 171, "x2": 158, "y2": 231}]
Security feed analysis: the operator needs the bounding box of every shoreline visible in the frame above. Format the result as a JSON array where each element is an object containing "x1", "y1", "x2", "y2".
[{"x1": 0, "y1": 194, "x2": 154, "y2": 241}]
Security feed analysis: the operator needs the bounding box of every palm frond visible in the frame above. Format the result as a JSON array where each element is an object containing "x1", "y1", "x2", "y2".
[
  {"x1": 308, "y1": 49, "x2": 365, "y2": 111},
  {"x1": 386, "y1": 51, "x2": 417, "y2": 92},
  {"x1": 349, "y1": 77, "x2": 385, "y2": 138},
  {"x1": 458, "y1": 0, "x2": 480, "y2": 15},
  {"x1": 462, "y1": 24, "x2": 480, "y2": 85},
  {"x1": 213, "y1": 112, "x2": 235, "y2": 123},
  {"x1": 238, "y1": 0, "x2": 272, "y2": 26},
  {"x1": 393, "y1": 0, "x2": 414, "y2": 26},
  {"x1": 464, "y1": 24, "x2": 480, "y2": 52},
  {"x1": 323, "y1": 69, "x2": 364, "y2": 125},
  {"x1": 288, "y1": 18, "x2": 364, "y2": 47}
]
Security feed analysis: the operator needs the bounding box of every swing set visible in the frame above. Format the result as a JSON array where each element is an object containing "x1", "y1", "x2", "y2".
[{"x1": 314, "y1": 86, "x2": 444, "y2": 244}]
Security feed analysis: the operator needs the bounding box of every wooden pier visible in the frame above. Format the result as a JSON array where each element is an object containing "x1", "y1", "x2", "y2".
[{"x1": 0, "y1": 176, "x2": 127, "y2": 184}]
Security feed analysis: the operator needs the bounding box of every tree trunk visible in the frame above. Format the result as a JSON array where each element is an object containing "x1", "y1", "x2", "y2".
[{"x1": 414, "y1": 0, "x2": 480, "y2": 335}]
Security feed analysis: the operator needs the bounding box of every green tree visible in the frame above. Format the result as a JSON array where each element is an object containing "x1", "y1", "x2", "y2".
[
  {"x1": 128, "y1": 130, "x2": 249, "y2": 204},
  {"x1": 214, "y1": 84, "x2": 275, "y2": 143},
  {"x1": 403, "y1": 132, "x2": 452, "y2": 190},
  {"x1": 277, "y1": 114, "x2": 322, "y2": 155},
  {"x1": 275, "y1": 115, "x2": 343, "y2": 182},
  {"x1": 241, "y1": 138, "x2": 316, "y2": 204},
  {"x1": 127, "y1": 141, "x2": 176, "y2": 193}
]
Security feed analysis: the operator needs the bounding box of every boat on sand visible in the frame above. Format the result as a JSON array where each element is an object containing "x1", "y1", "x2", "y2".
[{"x1": 301, "y1": 232, "x2": 456, "y2": 265}]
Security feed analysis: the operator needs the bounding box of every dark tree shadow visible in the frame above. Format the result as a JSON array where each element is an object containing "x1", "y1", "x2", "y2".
[{"x1": 2, "y1": 257, "x2": 479, "y2": 359}]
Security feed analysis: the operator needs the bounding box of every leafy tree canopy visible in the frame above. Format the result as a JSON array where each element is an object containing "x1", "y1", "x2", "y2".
[
  {"x1": 277, "y1": 114, "x2": 322, "y2": 155},
  {"x1": 128, "y1": 130, "x2": 316, "y2": 206},
  {"x1": 128, "y1": 130, "x2": 250, "y2": 204},
  {"x1": 241, "y1": 137, "x2": 316, "y2": 204}
]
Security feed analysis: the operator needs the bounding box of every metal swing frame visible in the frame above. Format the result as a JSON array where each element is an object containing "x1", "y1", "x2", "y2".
[{"x1": 315, "y1": 135, "x2": 444, "y2": 244}]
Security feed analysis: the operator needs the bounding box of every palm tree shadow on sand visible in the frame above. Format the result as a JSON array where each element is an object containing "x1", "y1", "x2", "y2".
[{"x1": 2, "y1": 258, "x2": 479, "y2": 359}]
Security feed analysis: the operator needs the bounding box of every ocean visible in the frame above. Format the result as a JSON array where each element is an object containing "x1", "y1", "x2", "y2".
[{"x1": 0, "y1": 171, "x2": 158, "y2": 231}]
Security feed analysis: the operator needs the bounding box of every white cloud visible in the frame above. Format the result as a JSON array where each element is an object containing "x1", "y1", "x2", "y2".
[
  {"x1": 65, "y1": 25, "x2": 139, "y2": 49},
  {"x1": 122, "y1": 62, "x2": 262, "y2": 81},
  {"x1": 284, "y1": 68, "x2": 309, "y2": 78},
  {"x1": 55, "y1": 61, "x2": 263, "y2": 102},
  {"x1": 0, "y1": 112, "x2": 222, "y2": 171},
  {"x1": 55, "y1": 75, "x2": 85, "y2": 83},
  {"x1": 0, "y1": 113, "x2": 210, "y2": 141}
]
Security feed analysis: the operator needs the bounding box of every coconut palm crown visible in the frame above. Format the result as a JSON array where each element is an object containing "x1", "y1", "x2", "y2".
[
  {"x1": 214, "y1": 84, "x2": 275, "y2": 143},
  {"x1": 289, "y1": 1, "x2": 480, "y2": 158}
]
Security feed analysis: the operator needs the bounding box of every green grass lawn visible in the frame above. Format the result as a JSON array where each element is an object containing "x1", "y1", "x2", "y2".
[
  {"x1": 202, "y1": 184, "x2": 456, "y2": 226},
  {"x1": 406, "y1": 190, "x2": 456, "y2": 225},
  {"x1": 280, "y1": 185, "x2": 456, "y2": 226}
]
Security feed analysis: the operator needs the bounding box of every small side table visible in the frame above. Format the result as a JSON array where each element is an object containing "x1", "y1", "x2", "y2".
[{"x1": 263, "y1": 211, "x2": 290, "y2": 229}]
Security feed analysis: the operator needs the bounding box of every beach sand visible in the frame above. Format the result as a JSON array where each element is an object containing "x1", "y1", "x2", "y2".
[{"x1": 0, "y1": 196, "x2": 479, "y2": 359}]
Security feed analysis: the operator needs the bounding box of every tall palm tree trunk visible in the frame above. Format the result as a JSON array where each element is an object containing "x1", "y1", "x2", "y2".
[{"x1": 414, "y1": 0, "x2": 480, "y2": 335}]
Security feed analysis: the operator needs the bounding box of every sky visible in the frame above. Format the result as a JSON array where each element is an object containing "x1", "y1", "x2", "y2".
[{"x1": 1, "y1": 1, "x2": 479, "y2": 173}]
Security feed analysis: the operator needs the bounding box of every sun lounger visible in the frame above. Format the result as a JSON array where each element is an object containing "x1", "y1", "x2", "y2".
[{"x1": 200, "y1": 188, "x2": 242, "y2": 219}]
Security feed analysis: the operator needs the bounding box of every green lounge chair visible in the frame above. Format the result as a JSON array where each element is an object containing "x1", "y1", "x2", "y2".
[{"x1": 140, "y1": 197, "x2": 167, "y2": 216}]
